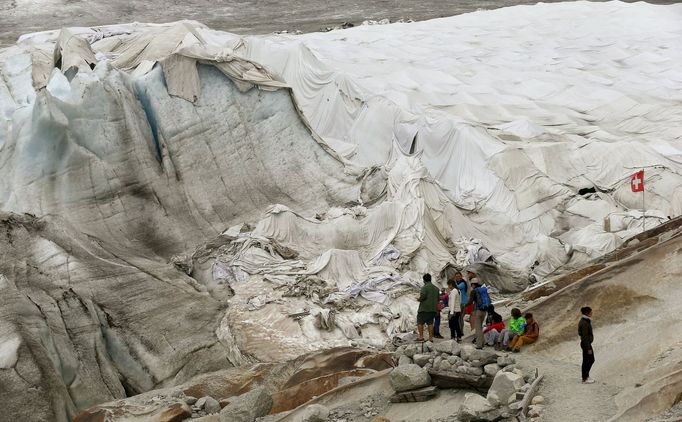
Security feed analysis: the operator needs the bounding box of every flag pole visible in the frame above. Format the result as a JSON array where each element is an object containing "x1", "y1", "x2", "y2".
[{"x1": 642, "y1": 171, "x2": 646, "y2": 233}]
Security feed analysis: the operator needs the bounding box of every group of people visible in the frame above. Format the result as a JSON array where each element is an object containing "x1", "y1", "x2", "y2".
[
  {"x1": 416, "y1": 272, "x2": 598, "y2": 384},
  {"x1": 416, "y1": 271, "x2": 539, "y2": 353}
]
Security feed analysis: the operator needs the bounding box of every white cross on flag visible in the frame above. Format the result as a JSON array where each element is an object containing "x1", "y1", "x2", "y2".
[{"x1": 630, "y1": 170, "x2": 644, "y2": 192}]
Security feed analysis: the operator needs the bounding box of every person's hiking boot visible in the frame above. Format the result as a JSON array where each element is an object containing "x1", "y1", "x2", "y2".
[{"x1": 582, "y1": 378, "x2": 595, "y2": 384}]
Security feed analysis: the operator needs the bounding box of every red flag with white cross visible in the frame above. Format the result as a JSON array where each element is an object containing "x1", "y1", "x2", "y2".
[{"x1": 630, "y1": 170, "x2": 644, "y2": 192}]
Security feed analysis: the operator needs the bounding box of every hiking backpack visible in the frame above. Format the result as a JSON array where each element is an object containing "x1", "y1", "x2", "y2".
[{"x1": 476, "y1": 286, "x2": 492, "y2": 311}]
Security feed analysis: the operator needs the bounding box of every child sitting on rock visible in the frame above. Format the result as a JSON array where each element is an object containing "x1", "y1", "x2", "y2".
[
  {"x1": 483, "y1": 312, "x2": 505, "y2": 346},
  {"x1": 508, "y1": 313, "x2": 539, "y2": 353},
  {"x1": 495, "y1": 308, "x2": 525, "y2": 351}
]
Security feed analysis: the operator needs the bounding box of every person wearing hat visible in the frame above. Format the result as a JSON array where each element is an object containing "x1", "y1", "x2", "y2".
[{"x1": 466, "y1": 273, "x2": 487, "y2": 349}]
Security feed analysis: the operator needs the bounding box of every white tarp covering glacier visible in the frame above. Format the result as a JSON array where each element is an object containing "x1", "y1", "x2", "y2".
[{"x1": 1, "y1": 3, "x2": 682, "y2": 420}]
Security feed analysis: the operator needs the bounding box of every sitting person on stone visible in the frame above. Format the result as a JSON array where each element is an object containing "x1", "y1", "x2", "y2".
[
  {"x1": 495, "y1": 308, "x2": 525, "y2": 351},
  {"x1": 508, "y1": 312, "x2": 539, "y2": 353},
  {"x1": 483, "y1": 312, "x2": 505, "y2": 346},
  {"x1": 485, "y1": 303, "x2": 502, "y2": 326}
]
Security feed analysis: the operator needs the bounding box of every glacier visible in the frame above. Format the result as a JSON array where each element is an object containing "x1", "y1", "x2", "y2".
[{"x1": 0, "y1": 1, "x2": 681, "y2": 421}]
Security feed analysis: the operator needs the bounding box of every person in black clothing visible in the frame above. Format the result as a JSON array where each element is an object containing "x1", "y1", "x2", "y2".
[{"x1": 579, "y1": 306, "x2": 595, "y2": 384}]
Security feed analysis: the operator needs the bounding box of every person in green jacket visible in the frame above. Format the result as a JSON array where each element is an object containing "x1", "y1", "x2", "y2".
[
  {"x1": 494, "y1": 308, "x2": 525, "y2": 350},
  {"x1": 416, "y1": 273, "x2": 440, "y2": 342}
]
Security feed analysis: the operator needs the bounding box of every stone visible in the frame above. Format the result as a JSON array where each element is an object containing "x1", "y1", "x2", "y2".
[
  {"x1": 424, "y1": 363, "x2": 433, "y2": 371},
  {"x1": 486, "y1": 371, "x2": 525, "y2": 406},
  {"x1": 413, "y1": 354, "x2": 431, "y2": 367},
  {"x1": 470, "y1": 359, "x2": 484, "y2": 367},
  {"x1": 192, "y1": 416, "x2": 219, "y2": 422},
  {"x1": 464, "y1": 349, "x2": 499, "y2": 365},
  {"x1": 158, "y1": 402, "x2": 192, "y2": 422},
  {"x1": 447, "y1": 356, "x2": 461, "y2": 366},
  {"x1": 521, "y1": 383, "x2": 531, "y2": 392},
  {"x1": 203, "y1": 397, "x2": 221, "y2": 414},
  {"x1": 294, "y1": 404, "x2": 330, "y2": 422},
  {"x1": 439, "y1": 360, "x2": 452, "y2": 372},
  {"x1": 433, "y1": 357, "x2": 443, "y2": 368},
  {"x1": 389, "y1": 386, "x2": 438, "y2": 403},
  {"x1": 529, "y1": 404, "x2": 544, "y2": 418},
  {"x1": 497, "y1": 355, "x2": 515, "y2": 367},
  {"x1": 398, "y1": 355, "x2": 413, "y2": 367},
  {"x1": 466, "y1": 366, "x2": 483, "y2": 376},
  {"x1": 458, "y1": 393, "x2": 494, "y2": 422},
  {"x1": 428, "y1": 370, "x2": 493, "y2": 392},
  {"x1": 502, "y1": 365, "x2": 516, "y2": 372},
  {"x1": 196, "y1": 397, "x2": 209, "y2": 409},
  {"x1": 184, "y1": 396, "x2": 198, "y2": 405},
  {"x1": 484, "y1": 364, "x2": 501, "y2": 377},
  {"x1": 219, "y1": 387, "x2": 272, "y2": 422},
  {"x1": 532, "y1": 395, "x2": 545, "y2": 405},
  {"x1": 404, "y1": 344, "x2": 418, "y2": 358},
  {"x1": 457, "y1": 365, "x2": 467, "y2": 373},
  {"x1": 434, "y1": 340, "x2": 459, "y2": 355},
  {"x1": 389, "y1": 364, "x2": 431, "y2": 392},
  {"x1": 509, "y1": 401, "x2": 522, "y2": 410}
]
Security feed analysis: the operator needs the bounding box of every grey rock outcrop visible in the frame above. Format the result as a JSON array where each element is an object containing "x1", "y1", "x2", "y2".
[
  {"x1": 389, "y1": 364, "x2": 431, "y2": 392},
  {"x1": 458, "y1": 393, "x2": 494, "y2": 421},
  {"x1": 294, "y1": 404, "x2": 330, "y2": 422},
  {"x1": 487, "y1": 371, "x2": 525, "y2": 406},
  {"x1": 219, "y1": 387, "x2": 273, "y2": 422}
]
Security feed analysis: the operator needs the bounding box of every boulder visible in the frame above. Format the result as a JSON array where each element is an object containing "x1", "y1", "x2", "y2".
[
  {"x1": 532, "y1": 395, "x2": 545, "y2": 405},
  {"x1": 466, "y1": 366, "x2": 484, "y2": 376},
  {"x1": 458, "y1": 393, "x2": 494, "y2": 422},
  {"x1": 293, "y1": 404, "x2": 329, "y2": 422},
  {"x1": 158, "y1": 402, "x2": 192, "y2": 422},
  {"x1": 434, "y1": 340, "x2": 459, "y2": 355},
  {"x1": 486, "y1": 371, "x2": 525, "y2": 406},
  {"x1": 196, "y1": 397, "x2": 209, "y2": 409},
  {"x1": 428, "y1": 370, "x2": 492, "y2": 393},
  {"x1": 203, "y1": 397, "x2": 221, "y2": 414},
  {"x1": 439, "y1": 360, "x2": 452, "y2": 372},
  {"x1": 403, "y1": 345, "x2": 418, "y2": 358},
  {"x1": 484, "y1": 364, "x2": 501, "y2": 377},
  {"x1": 433, "y1": 357, "x2": 443, "y2": 368},
  {"x1": 497, "y1": 355, "x2": 515, "y2": 367},
  {"x1": 447, "y1": 356, "x2": 461, "y2": 366},
  {"x1": 398, "y1": 355, "x2": 413, "y2": 367},
  {"x1": 412, "y1": 354, "x2": 431, "y2": 367},
  {"x1": 193, "y1": 416, "x2": 219, "y2": 422},
  {"x1": 389, "y1": 365, "x2": 431, "y2": 392},
  {"x1": 219, "y1": 387, "x2": 272, "y2": 422},
  {"x1": 462, "y1": 348, "x2": 498, "y2": 365}
]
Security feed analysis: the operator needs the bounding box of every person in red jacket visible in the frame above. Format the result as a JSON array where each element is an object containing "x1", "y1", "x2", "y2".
[
  {"x1": 483, "y1": 312, "x2": 505, "y2": 346},
  {"x1": 434, "y1": 289, "x2": 448, "y2": 339}
]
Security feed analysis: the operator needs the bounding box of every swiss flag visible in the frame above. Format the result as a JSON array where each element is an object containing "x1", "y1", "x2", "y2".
[{"x1": 630, "y1": 170, "x2": 644, "y2": 192}]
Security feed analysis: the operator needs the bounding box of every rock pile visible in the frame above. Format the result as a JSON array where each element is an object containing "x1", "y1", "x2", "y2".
[{"x1": 391, "y1": 341, "x2": 541, "y2": 421}]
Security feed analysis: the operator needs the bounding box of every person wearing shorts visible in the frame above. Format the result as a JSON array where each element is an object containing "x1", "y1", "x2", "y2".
[{"x1": 416, "y1": 273, "x2": 440, "y2": 342}]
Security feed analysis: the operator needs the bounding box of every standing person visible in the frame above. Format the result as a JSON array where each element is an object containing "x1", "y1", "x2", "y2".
[
  {"x1": 509, "y1": 313, "x2": 539, "y2": 353},
  {"x1": 455, "y1": 272, "x2": 469, "y2": 334},
  {"x1": 416, "y1": 274, "x2": 440, "y2": 342},
  {"x1": 434, "y1": 289, "x2": 448, "y2": 339},
  {"x1": 579, "y1": 306, "x2": 595, "y2": 384},
  {"x1": 447, "y1": 280, "x2": 463, "y2": 342},
  {"x1": 495, "y1": 308, "x2": 525, "y2": 350},
  {"x1": 467, "y1": 279, "x2": 490, "y2": 349}
]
